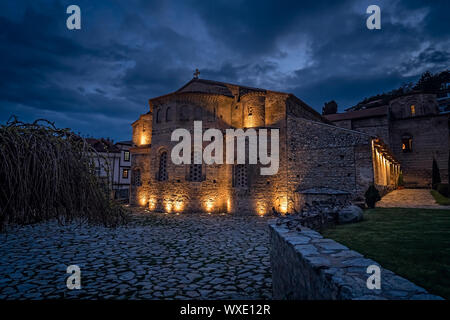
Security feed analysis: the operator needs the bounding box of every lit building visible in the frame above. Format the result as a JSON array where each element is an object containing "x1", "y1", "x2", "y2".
[{"x1": 130, "y1": 77, "x2": 398, "y2": 214}]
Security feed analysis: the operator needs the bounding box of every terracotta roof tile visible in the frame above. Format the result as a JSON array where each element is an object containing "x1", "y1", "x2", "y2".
[{"x1": 324, "y1": 106, "x2": 388, "y2": 121}]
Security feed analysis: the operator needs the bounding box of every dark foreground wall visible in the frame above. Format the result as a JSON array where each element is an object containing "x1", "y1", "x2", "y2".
[{"x1": 269, "y1": 221, "x2": 442, "y2": 300}]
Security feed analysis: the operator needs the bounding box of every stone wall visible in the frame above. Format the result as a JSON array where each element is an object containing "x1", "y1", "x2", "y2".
[
  {"x1": 389, "y1": 94, "x2": 447, "y2": 187},
  {"x1": 390, "y1": 93, "x2": 439, "y2": 119},
  {"x1": 130, "y1": 113, "x2": 153, "y2": 206},
  {"x1": 350, "y1": 116, "x2": 390, "y2": 144},
  {"x1": 286, "y1": 116, "x2": 374, "y2": 202},
  {"x1": 390, "y1": 115, "x2": 449, "y2": 187},
  {"x1": 269, "y1": 221, "x2": 442, "y2": 300},
  {"x1": 145, "y1": 93, "x2": 233, "y2": 213},
  {"x1": 242, "y1": 93, "x2": 265, "y2": 128},
  {"x1": 132, "y1": 113, "x2": 152, "y2": 147},
  {"x1": 129, "y1": 146, "x2": 151, "y2": 206},
  {"x1": 130, "y1": 89, "x2": 293, "y2": 215}
]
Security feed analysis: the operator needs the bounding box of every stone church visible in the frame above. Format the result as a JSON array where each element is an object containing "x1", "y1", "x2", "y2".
[{"x1": 129, "y1": 76, "x2": 398, "y2": 215}]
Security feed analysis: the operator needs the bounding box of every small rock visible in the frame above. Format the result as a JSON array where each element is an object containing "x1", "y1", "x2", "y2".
[
  {"x1": 338, "y1": 205, "x2": 363, "y2": 224},
  {"x1": 119, "y1": 271, "x2": 135, "y2": 281}
]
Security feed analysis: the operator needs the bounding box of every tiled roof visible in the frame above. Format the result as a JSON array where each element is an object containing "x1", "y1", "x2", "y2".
[
  {"x1": 176, "y1": 78, "x2": 266, "y2": 97},
  {"x1": 324, "y1": 106, "x2": 388, "y2": 122},
  {"x1": 85, "y1": 138, "x2": 120, "y2": 153},
  {"x1": 150, "y1": 78, "x2": 273, "y2": 101},
  {"x1": 115, "y1": 140, "x2": 132, "y2": 146}
]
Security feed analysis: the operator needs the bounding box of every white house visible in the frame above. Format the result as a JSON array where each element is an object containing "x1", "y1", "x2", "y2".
[{"x1": 86, "y1": 138, "x2": 132, "y2": 201}]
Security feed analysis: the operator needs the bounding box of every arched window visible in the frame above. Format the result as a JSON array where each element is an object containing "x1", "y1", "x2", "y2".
[
  {"x1": 233, "y1": 164, "x2": 248, "y2": 188},
  {"x1": 410, "y1": 105, "x2": 416, "y2": 116},
  {"x1": 158, "y1": 151, "x2": 168, "y2": 181},
  {"x1": 156, "y1": 108, "x2": 162, "y2": 123},
  {"x1": 194, "y1": 106, "x2": 202, "y2": 120},
  {"x1": 401, "y1": 134, "x2": 412, "y2": 153},
  {"x1": 166, "y1": 107, "x2": 172, "y2": 122},
  {"x1": 188, "y1": 150, "x2": 203, "y2": 182},
  {"x1": 247, "y1": 104, "x2": 253, "y2": 117},
  {"x1": 179, "y1": 105, "x2": 190, "y2": 121},
  {"x1": 208, "y1": 105, "x2": 216, "y2": 121}
]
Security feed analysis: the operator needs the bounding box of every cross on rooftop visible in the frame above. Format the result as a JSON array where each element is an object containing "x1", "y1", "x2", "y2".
[{"x1": 193, "y1": 68, "x2": 200, "y2": 79}]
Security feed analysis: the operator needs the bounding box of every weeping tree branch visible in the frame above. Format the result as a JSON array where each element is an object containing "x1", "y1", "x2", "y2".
[{"x1": 0, "y1": 117, "x2": 130, "y2": 232}]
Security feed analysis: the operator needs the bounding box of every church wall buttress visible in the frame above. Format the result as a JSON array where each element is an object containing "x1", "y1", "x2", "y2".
[{"x1": 129, "y1": 113, "x2": 153, "y2": 206}]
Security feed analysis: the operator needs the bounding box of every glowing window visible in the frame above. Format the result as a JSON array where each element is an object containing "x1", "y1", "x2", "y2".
[
  {"x1": 122, "y1": 169, "x2": 129, "y2": 179},
  {"x1": 410, "y1": 105, "x2": 416, "y2": 116},
  {"x1": 124, "y1": 151, "x2": 130, "y2": 161},
  {"x1": 401, "y1": 135, "x2": 412, "y2": 153}
]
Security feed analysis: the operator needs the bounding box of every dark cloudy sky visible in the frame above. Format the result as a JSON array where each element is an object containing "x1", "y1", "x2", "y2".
[{"x1": 0, "y1": 0, "x2": 449, "y2": 141}]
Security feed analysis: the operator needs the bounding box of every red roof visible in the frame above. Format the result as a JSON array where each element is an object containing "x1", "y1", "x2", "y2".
[{"x1": 324, "y1": 106, "x2": 388, "y2": 122}]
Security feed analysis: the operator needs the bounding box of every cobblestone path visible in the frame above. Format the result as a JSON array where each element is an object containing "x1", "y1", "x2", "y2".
[{"x1": 0, "y1": 210, "x2": 272, "y2": 300}]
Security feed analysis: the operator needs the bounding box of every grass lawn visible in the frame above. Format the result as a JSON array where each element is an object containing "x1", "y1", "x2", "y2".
[
  {"x1": 431, "y1": 190, "x2": 450, "y2": 205},
  {"x1": 322, "y1": 208, "x2": 450, "y2": 299}
]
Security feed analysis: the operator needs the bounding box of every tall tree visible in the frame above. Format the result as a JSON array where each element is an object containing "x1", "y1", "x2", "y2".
[
  {"x1": 448, "y1": 150, "x2": 450, "y2": 188},
  {"x1": 322, "y1": 100, "x2": 338, "y2": 115},
  {"x1": 414, "y1": 70, "x2": 449, "y2": 93}
]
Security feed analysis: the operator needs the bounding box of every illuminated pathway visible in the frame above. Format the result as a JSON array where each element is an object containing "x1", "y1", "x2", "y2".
[
  {"x1": 0, "y1": 210, "x2": 272, "y2": 299},
  {"x1": 377, "y1": 188, "x2": 450, "y2": 209}
]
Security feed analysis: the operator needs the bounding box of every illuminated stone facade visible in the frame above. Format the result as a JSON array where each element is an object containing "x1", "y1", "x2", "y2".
[
  {"x1": 130, "y1": 78, "x2": 398, "y2": 215},
  {"x1": 326, "y1": 93, "x2": 448, "y2": 188}
]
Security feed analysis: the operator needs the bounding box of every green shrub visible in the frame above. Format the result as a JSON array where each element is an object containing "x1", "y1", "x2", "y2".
[
  {"x1": 365, "y1": 185, "x2": 381, "y2": 208},
  {"x1": 432, "y1": 158, "x2": 441, "y2": 190},
  {"x1": 431, "y1": 190, "x2": 450, "y2": 206},
  {"x1": 448, "y1": 149, "x2": 450, "y2": 187},
  {"x1": 398, "y1": 171, "x2": 404, "y2": 187},
  {"x1": 437, "y1": 183, "x2": 449, "y2": 198}
]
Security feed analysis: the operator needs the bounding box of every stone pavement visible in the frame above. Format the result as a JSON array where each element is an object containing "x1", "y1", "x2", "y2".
[
  {"x1": 0, "y1": 210, "x2": 272, "y2": 299},
  {"x1": 377, "y1": 188, "x2": 450, "y2": 209}
]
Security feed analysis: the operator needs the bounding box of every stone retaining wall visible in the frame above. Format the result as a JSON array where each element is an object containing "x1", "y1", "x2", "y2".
[{"x1": 269, "y1": 221, "x2": 443, "y2": 300}]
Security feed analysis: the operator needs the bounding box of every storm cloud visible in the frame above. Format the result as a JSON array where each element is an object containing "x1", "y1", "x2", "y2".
[{"x1": 0, "y1": 0, "x2": 449, "y2": 140}]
